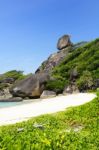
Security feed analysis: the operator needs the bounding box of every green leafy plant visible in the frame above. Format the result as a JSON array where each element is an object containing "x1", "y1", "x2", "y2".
[
  {"x1": 0, "y1": 94, "x2": 98, "y2": 149},
  {"x1": 77, "y1": 71, "x2": 94, "y2": 91}
]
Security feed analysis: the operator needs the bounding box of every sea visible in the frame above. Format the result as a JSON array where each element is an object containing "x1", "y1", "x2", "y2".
[
  {"x1": 0, "y1": 101, "x2": 22, "y2": 108},
  {"x1": 0, "y1": 99, "x2": 41, "y2": 108}
]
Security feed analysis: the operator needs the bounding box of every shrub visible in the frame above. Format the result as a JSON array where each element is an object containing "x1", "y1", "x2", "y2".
[
  {"x1": 46, "y1": 80, "x2": 67, "y2": 93},
  {"x1": 77, "y1": 71, "x2": 94, "y2": 91}
]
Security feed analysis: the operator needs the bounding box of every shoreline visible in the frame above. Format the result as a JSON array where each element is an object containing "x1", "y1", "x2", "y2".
[{"x1": 0, "y1": 93, "x2": 96, "y2": 126}]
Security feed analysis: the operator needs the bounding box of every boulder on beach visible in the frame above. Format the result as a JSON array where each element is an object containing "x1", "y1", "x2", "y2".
[
  {"x1": 10, "y1": 73, "x2": 50, "y2": 98},
  {"x1": 40, "y1": 90, "x2": 56, "y2": 99},
  {"x1": 63, "y1": 84, "x2": 79, "y2": 95}
]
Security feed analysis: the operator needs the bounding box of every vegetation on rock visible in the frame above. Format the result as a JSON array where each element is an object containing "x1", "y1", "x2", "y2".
[
  {"x1": 46, "y1": 39, "x2": 99, "y2": 92},
  {"x1": 0, "y1": 70, "x2": 26, "y2": 81},
  {"x1": 0, "y1": 70, "x2": 29, "y2": 99}
]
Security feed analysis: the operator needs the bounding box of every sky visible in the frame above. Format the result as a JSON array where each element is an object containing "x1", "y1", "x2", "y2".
[{"x1": 0, "y1": 0, "x2": 99, "y2": 74}]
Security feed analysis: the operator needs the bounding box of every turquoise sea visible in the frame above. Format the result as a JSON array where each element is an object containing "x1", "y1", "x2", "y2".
[
  {"x1": 0, "y1": 102, "x2": 22, "y2": 108},
  {"x1": 0, "y1": 99, "x2": 40, "y2": 108}
]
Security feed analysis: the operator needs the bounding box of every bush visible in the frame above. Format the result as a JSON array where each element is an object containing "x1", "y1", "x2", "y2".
[
  {"x1": 77, "y1": 71, "x2": 94, "y2": 91},
  {"x1": 4, "y1": 70, "x2": 25, "y2": 80},
  {"x1": 46, "y1": 80, "x2": 67, "y2": 93},
  {"x1": 0, "y1": 70, "x2": 27, "y2": 82}
]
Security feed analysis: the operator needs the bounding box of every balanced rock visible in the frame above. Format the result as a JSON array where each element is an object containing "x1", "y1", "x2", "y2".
[
  {"x1": 35, "y1": 35, "x2": 73, "y2": 74},
  {"x1": 10, "y1": 73, "x2": 50, "y2": 98},
  {"x1": 40, "y1": 90, "x2": 56, "y2": 99},
  {"x1": 57, "y1": 35, "x2": 72, "y2": 50}
]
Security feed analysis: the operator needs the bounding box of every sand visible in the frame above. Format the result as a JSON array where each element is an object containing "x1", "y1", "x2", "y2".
[{"x1": 0, "y1": 93, "x2": 96, "y2": 126}]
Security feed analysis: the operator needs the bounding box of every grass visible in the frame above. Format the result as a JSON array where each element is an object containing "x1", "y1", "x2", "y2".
[{"x1": 0, "y1": 93, "x2": 99, "y2": 150}]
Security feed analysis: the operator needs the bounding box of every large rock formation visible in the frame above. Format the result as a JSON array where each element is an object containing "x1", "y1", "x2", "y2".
[
  {"x1": 10, "y1": 73, "x2": 50, "y2": 98},
  {"x1": 10, "y1": 34, "x2": 74, "y2": 98},
  {"x1": 0, "y1": 70, "x2": 26, "y2": 100},
  {"x1": 57, "y1": 35, "x2": 72, "y2": 50},
  {"x1": 35, "y1": 47, "x2": 72, "y2": 74},
  {"x1": 36, "y1": 34, "x2": 73, "y2": 74}
]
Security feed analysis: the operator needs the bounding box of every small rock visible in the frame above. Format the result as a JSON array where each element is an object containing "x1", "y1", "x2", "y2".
[
  {"x1": 40, "y1": 90, "x2": 56, "y2": 99},
  {"x1": 33, "y1": 123, "x2": 44, "y2": 130},
  {"x1": 17, "y1": 128, "x2": 24, "y2": 132},
  {"x1": 9, "y1": 97, "x2": 23, "y2": 101},
  {"x1": 63, "y1": 86, "x2": 73, "y2": 95},
  {"x1": 73, "y1": 125, "x2": 83, "y2": 132}
]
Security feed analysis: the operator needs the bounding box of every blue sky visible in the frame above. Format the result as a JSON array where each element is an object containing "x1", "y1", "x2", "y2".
[{"x1": 0, "y1": 0, "x2": 99, "y2": 74}]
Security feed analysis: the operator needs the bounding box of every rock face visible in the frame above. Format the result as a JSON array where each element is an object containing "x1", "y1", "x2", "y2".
[
  {"x1": 70, "y1": 68, "x2": 78, "y2": 81},
  {"x1": 57, "y1": 35, "x2": 72, "y2": 50},
  {"x1": 40, "y1": 90, "x2": 56, "y2": 99},
  {"x1": 0, "y1": 78, "x2": 15, "y2": 84},
  {"x1": 35, "y1": 47, "x2": 72, "y2": 74},
  {"x1": 63, "y1": 85, "x2": 73, "y2": 94},
  {"x1": 63, "y1": 84, "x2": 79, "y2": 95},
  {"x1": 0, "y1": 88, "x2": 12, "y2": 100},
  {"x1": 10, "y1": 73, "x2": 50, "y2": 98},
  {"x1": 36, "y1": 34, "x2": 73, "y2": 74}
]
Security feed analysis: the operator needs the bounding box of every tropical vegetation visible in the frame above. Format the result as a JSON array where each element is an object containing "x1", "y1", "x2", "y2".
[{"x1": 46, "y1": 39, "x2": 99, "y2": 92}]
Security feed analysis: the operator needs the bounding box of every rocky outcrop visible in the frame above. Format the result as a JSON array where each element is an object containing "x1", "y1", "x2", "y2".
[
  {"x1": 35, "y1": 35, "x2": 73, "y2": 74},
  {"x1": 40, "y1": 90, "x2": 56, "y2": 99},
  {"x1": 63, "y1": 85, "x2": 73, "y2": 94},
  {"x1": 70, "y1": 68, "x2": 78, "y2": 81},
  {"x1": 10, "y1": 73, "x2": 50, "y2": 98},
  {"x1": 0, "y1": 88, "x2": 12, "y2": 100},
  {"x1": 0, "y1": 78, "x2": 15, "y2": 84},
  {"x1": 35, "y1": 47, "x2": 72, "y2": 74},
  {"x1": 10, "y1": 34, "x2": 73, "y2": 98},
  {"x1": 57, "y1": 35, "x2": 72, "y2": 50},
  {"x1": 63, "y1": 84, "x2": 79, "y2": 95}
]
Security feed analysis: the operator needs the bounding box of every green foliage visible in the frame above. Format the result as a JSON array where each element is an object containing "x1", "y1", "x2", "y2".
[
  {"x1": 2, "y1": 70, "x2": 25, "y2": 80},
  {"x1": 46, "y1": 80, "x2": 67, "y2": 93},
  {"x1": 0, "y1": 70, "x2": 25, "y2": 81},
  {"x1": 49, "y1": 39, "x2": 99, "y2": 91},
  {"x1": 0, "y1": 70, "x2": 29, "y2": 90},
  {"x1": 77, "y1": 71, "x2": 94, "y2": 91},
  {"x1": 0, "y1": 94, "x2": 98, "y2": 149}
]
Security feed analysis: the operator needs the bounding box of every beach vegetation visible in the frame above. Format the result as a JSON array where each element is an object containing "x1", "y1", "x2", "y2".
[{"x1": 0, "y1": 93, "x2": 98, "y2": 149}]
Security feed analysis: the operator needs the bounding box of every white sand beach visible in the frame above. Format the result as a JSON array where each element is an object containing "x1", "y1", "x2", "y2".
[{"x1": 0, "y1": 93, "x2": 96, "y2": 126}]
